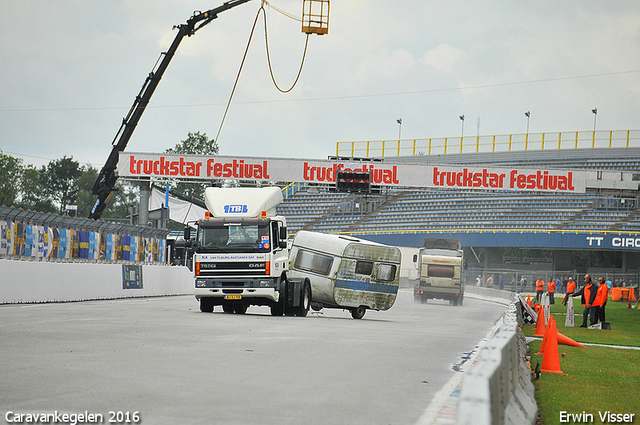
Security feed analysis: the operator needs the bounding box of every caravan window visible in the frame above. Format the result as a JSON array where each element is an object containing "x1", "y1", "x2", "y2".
[
  {"x1": 377, "y1": 263, "x2": 397, "y2": 282},
  {"x1": 294, "y1": 249, "x2": 333, "y2": 276},
  {"x1": 355, "y1": 260, "x2": 373, "y2": 276}
]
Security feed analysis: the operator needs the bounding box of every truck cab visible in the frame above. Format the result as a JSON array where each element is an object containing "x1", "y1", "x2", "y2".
[
  {"x1": 413, "y1": 238, "x2": 464, "y2": 306},
  {"x1": 186, "y1": 187, "x2": 310, "y2": 316}
]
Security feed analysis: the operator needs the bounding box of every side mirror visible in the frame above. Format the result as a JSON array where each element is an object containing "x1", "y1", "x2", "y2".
[{"x1": 184, "y1": 226, "x2": 191, "y2": 240}]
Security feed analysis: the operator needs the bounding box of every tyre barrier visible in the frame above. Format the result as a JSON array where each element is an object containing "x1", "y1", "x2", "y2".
[{"x1": 457, "y1": 301, "x2": 537, "y2": 425}]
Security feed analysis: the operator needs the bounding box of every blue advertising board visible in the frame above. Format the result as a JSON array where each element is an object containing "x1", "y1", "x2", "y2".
[{"x1": 361, "y1": 231, "x2": 640, "y2": 251}]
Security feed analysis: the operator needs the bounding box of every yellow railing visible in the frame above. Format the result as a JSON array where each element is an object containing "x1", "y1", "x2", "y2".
[{"x1": 336, "y1": 130, "x2": 640, "y2": 158}]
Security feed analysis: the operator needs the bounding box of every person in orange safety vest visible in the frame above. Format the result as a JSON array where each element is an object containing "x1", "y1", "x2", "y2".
[
  {"x1": 593, "y1": 276, "x2": 609, "y2": 324},
  {"x1": 547, "y1": 278, "x2": 556, "y2": 305},
  {"x1": 535, "y1": 278, "x2": 545, "y2": 303},
  {"x1": 572, "y1": 274, "x2": 597, "y2": 327},
  {"x1": 563, "y1": 277, "x2": 577, "y2": 305}
]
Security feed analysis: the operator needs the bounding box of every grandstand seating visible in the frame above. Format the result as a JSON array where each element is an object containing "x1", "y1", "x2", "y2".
[
  {"x1": 277, "y1": 148, "x2": 640, "y2": 236},
  {"x1": 278, "y1": 188, "x2": 638, "y2": 234}
]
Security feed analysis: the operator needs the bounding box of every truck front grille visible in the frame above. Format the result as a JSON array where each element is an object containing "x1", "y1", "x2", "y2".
[{"x1": 197, "y1": 261, "x2": 266, "y2": 277}]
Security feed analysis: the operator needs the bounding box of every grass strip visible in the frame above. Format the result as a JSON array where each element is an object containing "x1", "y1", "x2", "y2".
[{"x1": 522, "y1": 297, "x2": 640, "y2": 425}]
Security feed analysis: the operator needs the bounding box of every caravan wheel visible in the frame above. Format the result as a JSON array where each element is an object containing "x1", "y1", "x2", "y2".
[{"x1": 351, "y1": 306, "x2": 366, "y2": 319}]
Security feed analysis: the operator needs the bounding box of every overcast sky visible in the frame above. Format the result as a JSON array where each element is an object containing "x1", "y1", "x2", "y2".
[{"x1": 1, "y1": 1, "x2": 639, "y2": 169}]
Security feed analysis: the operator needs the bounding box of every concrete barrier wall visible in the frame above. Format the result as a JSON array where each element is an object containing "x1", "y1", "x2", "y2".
[
  {"x1": 464, "y1": 285, "x2": 519, "y2": 304},
  {"x1": 457, "y1": 301, "x2": 538, "y2": 425},
  {"x1": 0, "y1": 260, "x2": 193, "y2": 304}
]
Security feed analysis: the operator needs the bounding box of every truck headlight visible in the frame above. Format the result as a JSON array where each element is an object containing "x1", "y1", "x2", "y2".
[
  {"x1": 259, "y1": 280, "x2": 270, "y2": 287},
  {"x1": 196, "y1": 280, "x2": 208, "y2": 288}
]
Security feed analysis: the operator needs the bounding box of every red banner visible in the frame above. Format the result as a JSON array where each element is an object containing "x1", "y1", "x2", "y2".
[{"x1": 118, "y1": 152, "x2": 631, "y2": 194}]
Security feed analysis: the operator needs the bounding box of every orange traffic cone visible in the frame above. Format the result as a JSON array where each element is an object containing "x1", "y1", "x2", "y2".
[
  {"x1": 534, "y1": 308, "x2": 547, "y2": 337},
  {"x1": 536, "y1": 315, "x2": 554, "y2": 355},
  {"x1": 541, "y1": 320, "x2": 563, "y2": 374},
  {"x1": 557, "y1": 332, "x2": 585, "y2": 348},
  {"x1": 527, "y1": 295, "x2": 532, "y2": 307}
]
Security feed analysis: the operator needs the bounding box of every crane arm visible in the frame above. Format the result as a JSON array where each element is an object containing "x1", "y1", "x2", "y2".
[{"x1": 89, "y1": 0, "x2": 253, "y2": 220}]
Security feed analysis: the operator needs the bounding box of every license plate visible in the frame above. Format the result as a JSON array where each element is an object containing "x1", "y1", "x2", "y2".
[{"x1": 224, "y1": 295, "x2": 242, "y2": 300}]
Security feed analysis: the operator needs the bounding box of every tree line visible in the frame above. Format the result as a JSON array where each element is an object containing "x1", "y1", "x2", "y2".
[
  {"x1": 0, "y1": 152, "x2": 137, "y2": 220},
  {"x1": 0, "y1": 131, "x2": 218, "y2": 221}
]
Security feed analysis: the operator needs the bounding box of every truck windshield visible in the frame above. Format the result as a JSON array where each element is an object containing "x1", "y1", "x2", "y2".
[{"x1": 197, "y1": 224, "x2": 271, "y2": 252}]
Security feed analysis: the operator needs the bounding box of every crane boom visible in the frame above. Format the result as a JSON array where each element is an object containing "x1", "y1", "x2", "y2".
[{"x1": 89, "y1": 0, "x2": 253, "y2": 220}]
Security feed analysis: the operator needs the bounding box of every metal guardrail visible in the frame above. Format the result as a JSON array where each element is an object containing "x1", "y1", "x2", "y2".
[{"x1": 337, "y1": 129, "x2": 640, "y2": 158}]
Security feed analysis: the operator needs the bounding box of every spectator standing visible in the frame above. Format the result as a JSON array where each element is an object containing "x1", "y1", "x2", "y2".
[
  {"x1": 535, "y1": 278, "x2": 545, "y2": 303},
  {"x1": 573, "y1": 275, "x2": 598, "y2": 327},
  {"x1": 594, "y1": 276, "x2": 609, "y2": 324},
  {"x1": 510, "y1": 276, "x2": 517, "y2": 292},
  {"x1": 520, "y1": 275, "x2": 527, "y2": 293},
  {"x1": 556, "y1": 278, "x2": 563, "y2": 294},
  {"x1": 563, "y1": 277, "x2": 576, "y2": 305},
  {"x1": 547, "y1": 278, "x2": 556, "y2": 305}
]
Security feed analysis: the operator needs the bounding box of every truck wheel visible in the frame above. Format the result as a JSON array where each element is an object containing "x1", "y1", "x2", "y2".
[
  {"x1": 234, "y1": 304, "x2": 247, "y2": 314},
  {"x1": 351, "y1": 306, "x2": 366, "y2": 319},
  {"x1": 200, "y1": 298, "x2": 214, "y2": 313},
  {"x1": 222, "y1": 303, "x2": 234, "y2": 314},
  {"x1": 270, "y1": 281, "x2": 286, "y2": 316},
  {"x1": 295, "y1": 281, "x2": 311, "y2": 317}
]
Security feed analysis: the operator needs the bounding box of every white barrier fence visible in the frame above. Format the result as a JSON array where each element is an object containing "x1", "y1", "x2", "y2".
[
  {"x1": 0, "y1": 260, "x2": 193, "y2": 304},
  {"x1": 457, "y1": 288, "x2": 537, "y2": 425}
]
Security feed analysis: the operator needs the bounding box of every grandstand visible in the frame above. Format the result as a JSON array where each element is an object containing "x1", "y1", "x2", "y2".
[
  {"x1": 277, "y1": 147, "x2": 640, "y2": 274},
  {"x1": 279, "y1": 148, "x2": 640, "y2": 234}
]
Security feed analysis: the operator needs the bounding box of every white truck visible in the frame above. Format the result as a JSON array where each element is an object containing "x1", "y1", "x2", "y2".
[
  {"x1": 412, "y1": 238, "x2": 465, "y2": 306},
  {"x1": 185, "y1": 187, "x2": 311, "y2": 316},
  {"x1": 288, "y1": 230, "x2": 402, "y2": 319}
]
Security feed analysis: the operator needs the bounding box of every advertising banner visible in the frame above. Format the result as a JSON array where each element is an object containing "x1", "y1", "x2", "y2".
[
  {"x1": 106, "y1": 234, "x2": 115, "y2": 260},
  {"x1": 14, "y1": 222, "x2": 25, "y2": 256},
  {"x1": 79, "y1": 231, "x2": 89, "y2": 259},
  {"x1": 59, "y1": 229, "x2": 71, "y2": 259},
  {"x1": 0, "y1": 221, "x2": 12, "y2": 256},
  {"x1": 122, "y1": 235, "x2": 131, "y2": 261},
  {"x1": 122, "y1": 264, "x2": 143, "y2": 289},
  {"x1": 116, "y1": 152, "x2": 630, "y2": 194},
  {"x1": 25, "y1": 225, "x2": 33, "y2": 257},
  {"x1": 51, "y1": 227, "x2": 60, "y2": 258}
]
